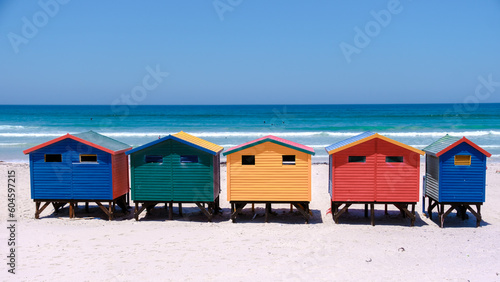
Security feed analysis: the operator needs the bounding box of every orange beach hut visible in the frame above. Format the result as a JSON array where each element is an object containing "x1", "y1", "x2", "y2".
[{"x1": 223, "y1": 135, "x2": 315, "y2": 223}]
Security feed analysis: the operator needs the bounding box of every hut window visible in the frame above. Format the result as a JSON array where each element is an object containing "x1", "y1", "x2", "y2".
[
  {"x1": 45, "y1": 154, "x2": 62, "y2": 162},
  {"x1": 242, "y1": 155, "x2": 255, "y2": 165},
  {"x1": 145, "y1": 155, "x2": 163, "y2": 163},
  {"x1": 180, "y1": 155, "x2": 198, "y2": 163},
  {"x1": 348, "y1": 156, "x2": 366, "y2": 163},
  {"x1": 386, "y1": 156, "x2": 404, "y2": 163},
  {"x1": 282, "y1": 155, "x2": 296, "y2": 165},
  {"x1": 455, "y1": 155, "x2": 471, "y2": 166},
  {"x1": 80, "y1": 154, "x2": 97, "y2": 163}
]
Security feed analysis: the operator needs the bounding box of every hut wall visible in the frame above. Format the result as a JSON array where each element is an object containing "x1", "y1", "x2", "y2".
[
  {"x1": 439, "y1": 143, "x2": 487, "y2": 202},
  {"x1": 130, "y1": 140, "x2": 172, "y2": 201},
  {"x1": 112, "y1": 153, "x2": 130, "y2": 199},
  {"x1": 130, "y1": 139, "x2": 215, "y2": 202},
  {"x1": 425, "y1": 154, "x2": 440, "y2": 201},
  {"x1": 227, "y1": 141, "x2": 311, "y2": 202},
  {"x1": 213, "y1": 153, "x2": 221, "y2": 200},
  {"x1": 375, "y1": 139, "x2": 420, "y2": 202},
  {"x1": 170, "y1": 139, "x2": 214, "y2": 202},
  {"x1": 331, "y1": 139, "x2": 376, "y2": 201},
  {"x1": 30, "y1": 139, "x2": 112, "y2": 200},
  {"x1": 331, "y1": 138, "x2": 420, "y2": 202}
]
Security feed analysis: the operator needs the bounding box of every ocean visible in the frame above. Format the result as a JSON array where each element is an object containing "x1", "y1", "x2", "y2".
[{"x1": 1, "y1": 104, "x2": 499, "y2": 163}]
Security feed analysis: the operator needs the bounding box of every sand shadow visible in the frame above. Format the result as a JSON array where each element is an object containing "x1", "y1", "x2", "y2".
[
  {"x1": 328, "y1": 207, "x2": 428, "y2": 227},
  {"x1": 424, "y1": 210, "x2": 490, "y2": 228},
  {"x1": 37, "y1": 203, "x2": 132, "y2": 221},
  {"x1": 228, "y1": 206, "x2": 323, "y2": 224},
  {"x1": 135, "y1": 203, "x2": 225, "y2": 223}
]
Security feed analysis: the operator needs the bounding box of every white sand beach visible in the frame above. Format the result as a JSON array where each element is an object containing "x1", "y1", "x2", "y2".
[{"x1": 1, "y1": 162, "x2": 499, "y2": 281}]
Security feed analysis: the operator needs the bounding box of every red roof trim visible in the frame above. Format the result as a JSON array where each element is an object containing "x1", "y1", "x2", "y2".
[
  {"x1": 436, "y1": 137, "x2": 492, "y2": 157},
  {"x1": 23, "y1": 134, "x2": 131, "y2": 155}
]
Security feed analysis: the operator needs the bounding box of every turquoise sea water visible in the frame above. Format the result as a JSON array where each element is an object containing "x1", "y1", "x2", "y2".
[{"x1": 1, "y1": 104, "x2": 499, "y2": 162}]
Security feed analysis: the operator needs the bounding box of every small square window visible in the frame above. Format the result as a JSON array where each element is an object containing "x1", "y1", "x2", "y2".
[
  {"x1": 282, "y1": 155, "x2": 295, "y2": 165},
  {"x1": 80, "y1": 154, "x2": 97, "y2": 163},
  {"x1": 145, "y1": 155, "x2": 163, "y2": 163},
  {"x1": 455, "y1": 155, "x2": 471, "y2": 166},
  {"x1": 386, "y1": 156, "x2": 403, "y2": 163},
  {"x1": 180, "y1": 155, "x2": 198, "y2": 163},
  {"x1": 242, "y1": 155, "x2": 255, "y2": 165},
  {"x1": 348, "y1": 156, "x2": 366, "y2": 163},
  {"x1": 45, "y1": 154, "x2": 62, "y2": 162}
]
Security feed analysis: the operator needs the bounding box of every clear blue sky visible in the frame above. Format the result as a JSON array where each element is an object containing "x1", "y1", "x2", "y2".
[{"x1": 1, "y1": 0, "x2": 500, "y2": 105}]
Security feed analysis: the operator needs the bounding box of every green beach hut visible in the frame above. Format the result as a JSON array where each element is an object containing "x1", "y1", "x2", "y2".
[{"x1": 126, "y1": 131, "x2": 223, "y2": 221}]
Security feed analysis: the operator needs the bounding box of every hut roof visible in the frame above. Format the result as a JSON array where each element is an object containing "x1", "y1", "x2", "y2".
[
  {"x1": 223, "y1": 135, "x2": 315, "y2": 156},
  {"x1": 126, "y1": 131, "x2": 223, "y2": 155},
  {"x1": 423, "y1": 135, "x2": 491, "y2": 157},
  {"x1": 325, "y1": 131, "x2": 424, "y2": 155},
  {"x1": 23, "y1": 130, "x2": 131, "y2": 155}
]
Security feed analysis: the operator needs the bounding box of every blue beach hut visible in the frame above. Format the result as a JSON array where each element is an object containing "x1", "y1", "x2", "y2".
[
  {"x1": 423, "y1": 135, "x2": 491, "y2": 227},
  {"x1": 23, "y1": 131, "x2": 132, "y2": 220}
]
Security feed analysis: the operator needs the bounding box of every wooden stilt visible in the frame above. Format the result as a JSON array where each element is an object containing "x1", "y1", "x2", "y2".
[
  {"x1": 108, "y1": 201, "x2": 113, "y2": 221},
  {"x1": 195, "y1": 203, "x2": 213, "y2": 222},
  {"x1": 292, "y1": 203, "x2": 310, "y2": 223},
  {"x1": 134, "y1": 202, "x2": 139, "y2": 221},
  {"x1": 364, "y1": 204, "x2": 368, "y2": 218},
  {"x1": 265, "y1": 203, "x2": 271, "y2": 223},
  {"x1": 290, "y1": 203, "x2": 293, "y2": 212},
  {"x1": 85, "y1": 202, "x2": 90, "y2": 213},
  {"x1": 370, "y1": 203, "x2": 375, "y2": 226},
  {"x1": 168, "y1": 202, "x2": 173, "y2": 220},
  {"x1": 385, "y1": 204, "x2": 388, "y2": 215},
  {"x1": 230, "y1": 203, "x2": 247, "y2": 223},
  {"x1": 252, "y1": 203, "x2": 255, "y2": 213},
  {"x1": 69, "y1": 202, "x2": 75, "y2": 219},
  {"x1": 333, "y1": 203, "x2": 351, "y2": 224},
  {"x1": 35, "y1": 201, "x2": 50, "y2": 219},
  {"x1": 179, "y1": 203, "x2": 183, "y2": 216}
]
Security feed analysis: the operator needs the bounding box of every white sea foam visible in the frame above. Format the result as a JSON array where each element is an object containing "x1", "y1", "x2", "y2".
[
  {"x1": 0, "y1": 143, "x2": 26, "y2": 146},
  {"x1": 0, "y1": 130, "x2": 499, "y2": 139},
  {"x1": 0, "y1": 125, "x2": 25, "y2": 130}
]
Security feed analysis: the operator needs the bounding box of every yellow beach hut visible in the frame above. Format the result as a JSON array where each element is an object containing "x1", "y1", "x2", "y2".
[{"x1": 223, "y1": 135, "x2": 315, "y2": 223}]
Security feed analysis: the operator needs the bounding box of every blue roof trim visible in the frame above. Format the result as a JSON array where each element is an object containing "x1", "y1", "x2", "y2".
[
  {"x1": 325, "y1": 131, "x2": 375, "y2": 152},
  {"x1": 126, "y1": 135, "x2": 218, "y2": 155}
]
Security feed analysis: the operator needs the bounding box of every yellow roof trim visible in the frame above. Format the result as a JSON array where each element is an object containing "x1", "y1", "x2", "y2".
[
  {"x1": 327, "y1": 133, "x2": 424, "y2": 155},
  {"x1": 172, "y1": 131, "x2": 224, "y2": 153}
]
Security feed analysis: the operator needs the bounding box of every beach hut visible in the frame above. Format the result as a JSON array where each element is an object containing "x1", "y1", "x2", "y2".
[
  {"x1": 23, "y1": 131, "x2": 132, "y2": 220},
  {"x1": 223, "y1": 135, "x2": 315, "y2": 223},
  {"x1": 126, "y1": 131, "x2": 223, "y2": 221},
  {"x1": 423, "y1": 135, "x2": 491, "y2": 227},
  {"x1": 325, "y1": 132, "x2": 424, "y2": 226}
]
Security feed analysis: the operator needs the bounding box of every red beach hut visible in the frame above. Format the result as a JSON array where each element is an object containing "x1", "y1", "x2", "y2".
[{"x1": 325, "y1": 132, "x2": 424, "y2": 226}]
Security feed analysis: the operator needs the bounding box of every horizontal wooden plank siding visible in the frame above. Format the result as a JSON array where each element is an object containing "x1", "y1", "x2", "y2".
[
  {"x1": 112, "y1": 153, "x2": 130, "y2": 199},
  {"x1": 331, "y1": 138, "x2": 420, "y2": 202},
  {"x1": 375, "y1": 139, "x2": 420, "y2": 202},
  {"x1": 30, "y1": 139, "x2": 113, "y2": 200},
  {"x1": 130, "y1": 140, "x2": 173, "y2": 201},
  {"x1": 130, "y1": 139, "x2": 215, "y2": 202},
  {"x1": 332, "y1": 139, "x2": 376, "y2": 201},
  {"x1": 425, "y1": 155, "x2": 439, "y2": 200},
  {"x1": 439, "y1": 143, "x2": 487, "y2": 202},
  {"x1": 227, "y1": 142, "x2": 311, "y2": 202},
  {"x1": 171, "y1": 141, "x2": 214, "y2": 202}
]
